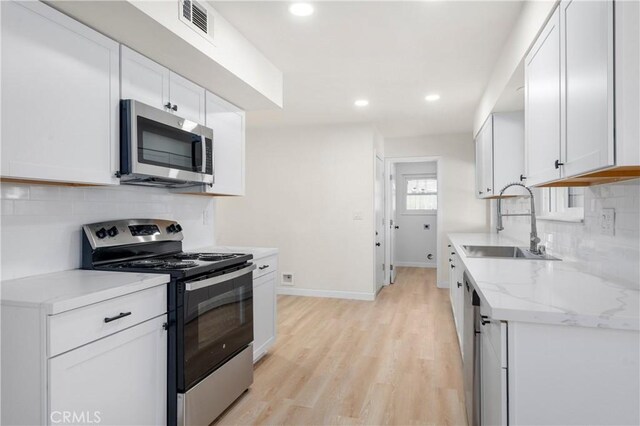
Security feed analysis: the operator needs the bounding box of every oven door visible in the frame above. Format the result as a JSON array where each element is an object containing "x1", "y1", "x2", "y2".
[
  {"x1": 180, "y1": 263, "x2": 255, "y2": 391},
  {"x1": 121, "y1": 100, "x2": 213, "y2": 186}
]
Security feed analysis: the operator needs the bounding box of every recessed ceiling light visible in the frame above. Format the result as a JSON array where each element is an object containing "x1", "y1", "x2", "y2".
[
  {"x1": 289, "y1": 3, "x2": 314, "y2": 17},
  {"x1": 354, "y1": 99, "x2": 369, "y2": 107},
  {"x1": 425, "y1": 94, "x2": 441, "y2": 102}
]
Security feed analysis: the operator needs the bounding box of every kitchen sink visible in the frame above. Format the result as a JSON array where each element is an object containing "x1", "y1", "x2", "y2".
[{"x1": 462, "y1": 245, "x2": 560, "y2": 261}]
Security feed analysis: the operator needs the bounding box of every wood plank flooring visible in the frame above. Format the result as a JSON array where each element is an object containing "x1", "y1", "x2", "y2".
[{"x1": 215, "y1": 267, "x2": 467, "y2": 426}]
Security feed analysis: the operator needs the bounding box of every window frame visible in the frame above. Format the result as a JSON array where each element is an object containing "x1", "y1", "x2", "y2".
[
  {"x1": 401, "y1": 173, "x2": 437, "y2": 215},
  {"x1": 536, "y1": 187, "x2": 585, "y2": 223}
]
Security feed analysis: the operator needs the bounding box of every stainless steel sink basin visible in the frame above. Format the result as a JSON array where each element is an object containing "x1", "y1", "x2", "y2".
[{"x1": 462, "y1": 245, "x2": 560, "y2": 261}]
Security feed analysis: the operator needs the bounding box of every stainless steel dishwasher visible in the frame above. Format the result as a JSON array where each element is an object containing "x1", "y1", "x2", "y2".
[{"x1": 463, "y1": 272, "x2": 481, "y2": 426}]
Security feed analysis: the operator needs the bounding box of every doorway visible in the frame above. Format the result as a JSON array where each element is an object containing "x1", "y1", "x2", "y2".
[{"x1": 385, "y1": 157, "x2": 442, "y2": 286}]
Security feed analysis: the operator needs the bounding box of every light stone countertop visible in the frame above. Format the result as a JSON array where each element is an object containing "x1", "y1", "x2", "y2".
[
  {"x1": 194, "y1": 246, "x2": 278, "y2": 261},
  {"x1": 449, "y1": 233, "x2": 640, "y2": 331},
  {"x1": 0, "y1": 270, "x2": 170, "y2": 315}
]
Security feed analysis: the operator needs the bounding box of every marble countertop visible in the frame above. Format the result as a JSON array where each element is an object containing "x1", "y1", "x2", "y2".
[
  {"x1": 449, "y1": 233, "x2": 640, "y2": 331},
  {"x1": 194, "y1": 245, "x2": 278, "y2": 260},
  {"x1": 1, "y1": 270, "x2": 170, "y2": 315}
]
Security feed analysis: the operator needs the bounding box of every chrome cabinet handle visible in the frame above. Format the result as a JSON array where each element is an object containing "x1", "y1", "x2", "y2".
[{"x1": 104, "y1": 312, "x2": 131, "y2": 323}]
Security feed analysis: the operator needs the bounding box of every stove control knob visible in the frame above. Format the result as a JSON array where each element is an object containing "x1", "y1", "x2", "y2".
[
  {"x1": 175, "y1": 224, "x2": 183, "y2": 233},
  {"x1": 96, "y1": 228, "x2": 107, "y2": 239},
  {"x1": 107, "y1": 226, "x2": 119, "y2": 237},
  {"x1": 167, "y1": 224, "x2": 177, "y2": 233}
]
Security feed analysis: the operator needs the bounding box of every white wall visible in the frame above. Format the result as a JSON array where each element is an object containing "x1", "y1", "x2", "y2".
[
  {"x1": 0, "y1": 183, "x2": 215, "y2": 280},
  {"x1": 385, "y1": 133, "x2": 489, "y2": 285},
  {"x1": 215, "y1": 124, "x2": 380, "y2": 299},
  {"x1": 473, "y1": 0, "x2": 557, "y2": 135},
  {"x1": 494, "y1": 180, "x2": 640, "y2": 287},
  {"x1": 394, "y1": 161, "x2": 438, "y2": 267}
]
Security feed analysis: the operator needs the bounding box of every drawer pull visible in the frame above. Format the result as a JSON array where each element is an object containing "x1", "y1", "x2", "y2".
[
  {"x1": 258, "y1": 265, "x2": 269, "y2": 270},
  {"x1": 104, "y1": 312, "x2": 132, "y2": 323}
]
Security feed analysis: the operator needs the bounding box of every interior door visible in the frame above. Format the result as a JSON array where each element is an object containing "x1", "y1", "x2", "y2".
[
  {"x1": 375, "y1": 156, "x2": 385, "y2": 292},
  {"x1": 389, "y1": 163, "x2": 398, "y2": 284}
]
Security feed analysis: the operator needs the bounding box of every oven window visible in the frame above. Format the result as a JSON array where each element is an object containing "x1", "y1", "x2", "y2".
[
  {"x1": 137, "y1": 116, "x2": 202, "y2": 172},
  {"x1": 182, "y1": 273, "x2": 253, "y2": 390}
]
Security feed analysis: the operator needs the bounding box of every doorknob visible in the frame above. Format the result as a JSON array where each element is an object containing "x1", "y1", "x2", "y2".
[{"x1": 376, "y1": 242, "x2": 381, "y2": 247}]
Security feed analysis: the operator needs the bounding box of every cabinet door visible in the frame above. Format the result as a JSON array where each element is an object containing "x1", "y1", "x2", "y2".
[
  {"x1": 560, "y1": 0, "x2": 614, "y2": 177},
  {"x1": 475, "y1": 117, "x2": 494, "y2": 198},
  {"x1": 481, "y1": 321, "x2": 508, "y2": 426},
  {"x1": 120, "y1": 46, "x2": 170, "y2": 111},
  {"x1": 169, "y1": 72, "x2": 206, "y2": 125},
  {"x1": 456, "y1": 267, "x2": 465, "y2": 349},
  {"x1": 525, "y1": 7, "x2": 562, "y2": 186},
  {"x1": 493, "y1": 111, "x2": 525, "y2": 191},
  {"x1": 48, "y1": 316, "x2": 167, "y2": 426},
  {"x1": 253, "y1": 272, "x2": 276, "y2": 362},
  {"x1": 481, "y1": 117, "x2": 494, "y2": 196},
  {"x1": 205, "y1": 91, "x2": 246, "y2": 195},
  {"x1": 1, "y1": 1, "x2": 119, "y2": 185}
]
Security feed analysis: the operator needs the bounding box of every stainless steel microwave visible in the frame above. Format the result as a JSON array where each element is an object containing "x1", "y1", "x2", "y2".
[{"x1": 119, "y1": 100, "x2": 214, "y2": 187}]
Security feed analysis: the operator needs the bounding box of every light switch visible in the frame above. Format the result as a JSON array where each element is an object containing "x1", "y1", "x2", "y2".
[{"x1": 600, "y1": 208, "x2": 615, "y2": 236}]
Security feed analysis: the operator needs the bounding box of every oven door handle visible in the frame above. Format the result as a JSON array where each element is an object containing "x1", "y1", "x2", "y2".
[{"x1": 185, "y1": 264, "x2": 256, "y2": 291}]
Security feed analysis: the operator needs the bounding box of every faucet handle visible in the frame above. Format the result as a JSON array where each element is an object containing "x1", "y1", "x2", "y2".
[{"x1": 538, "y1": 245, "x2": 546, "y2": 254}]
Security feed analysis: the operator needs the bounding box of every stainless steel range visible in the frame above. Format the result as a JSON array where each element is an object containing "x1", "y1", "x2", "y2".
[{"x1": 82, "y1": 219, "x2": 254, "y2": 426}]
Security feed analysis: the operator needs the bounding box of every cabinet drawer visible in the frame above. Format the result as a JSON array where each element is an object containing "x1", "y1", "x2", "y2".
[
  {"x1": 48, "y1": 285, "x2": 167, "y2": 357},
  {"x1": 253, "y1": 255, "x2": 278, "y2": 279}
]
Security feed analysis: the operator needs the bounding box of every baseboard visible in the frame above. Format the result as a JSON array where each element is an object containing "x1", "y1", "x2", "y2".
[
  {"x1": 394, "y1": 261, "x2": 437, "y2": 268},
  {"x1": 277, "y1": 287, "x2": 376, "y2": 301}
]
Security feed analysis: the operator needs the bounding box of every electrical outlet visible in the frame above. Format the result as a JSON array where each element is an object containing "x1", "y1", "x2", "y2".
[
  {"x1": 600, "y1": 208, "x2": 615, "y2": 236},
  {"x1": 282, "y1": 273, "x2": 294, "y2": 286}
]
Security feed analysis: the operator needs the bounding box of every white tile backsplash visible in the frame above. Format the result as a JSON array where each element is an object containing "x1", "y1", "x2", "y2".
[
  {"x1": 492, "y1": 179, "x2": 640, "y2": 287},
  {"x1": 0, "y1": 183, "x2": 216, "y2": 280}
]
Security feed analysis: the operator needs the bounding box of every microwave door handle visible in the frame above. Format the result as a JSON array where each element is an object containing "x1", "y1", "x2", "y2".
[{"x1": 200, "y1": 135, "x2": 206, "y2": 173}]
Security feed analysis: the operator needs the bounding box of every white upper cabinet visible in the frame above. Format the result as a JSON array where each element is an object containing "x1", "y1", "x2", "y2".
[
  {"x1": 475, "y1": 117, "x2": 494, "y2": 198},
  {"x1": 121, "y1": 46, "x2": 170, "y2": 111},
  {"x1": 204, "y1": 91, "x2": 245, "y2": 196},
  {"x1": 524, "y1": 0, "x2": 638, "y2": 186},
  {"x1": 475, "y1": 112, "x2": 524, "y2": 198},
  {"x1": 560, "y1": 0, "x2": 614, "y2": 177},
  {"x1": 121, "y1": 46, "x2": 205, "y2": 125},
  {"x1": 169, "y1": 72, "x2": 206, "y2": 125},
  {"x1": 614, "y1": 0, "x2": 640, "y2": 166},
  {"x1": 1, "y1": 0, "x2": 119, "y2": 185},
  {"x1": 493, "y1": 111, "x2": 525, "y2": 192},
  {"x1": 524, "y1": 6, "x2": 562, "y2": 187}
]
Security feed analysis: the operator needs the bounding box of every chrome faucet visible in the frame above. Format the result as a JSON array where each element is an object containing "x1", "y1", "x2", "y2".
[{"x1": 496, "y1": 182, "x2": 541, "y2": 254}]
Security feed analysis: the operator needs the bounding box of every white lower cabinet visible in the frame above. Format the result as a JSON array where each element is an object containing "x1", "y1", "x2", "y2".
[
  {"x1": 448, "y1": 244, "x2": 464, "y2": 352},
  {"x1": 252, "y1": 254, "x2": 278, "y2": 362},
  {"x1": 1, "y1": 284, "x2": 168, "y2": 426},
  {"x1": 49, "y1": 316, "x2": 167, "y2": 425}
]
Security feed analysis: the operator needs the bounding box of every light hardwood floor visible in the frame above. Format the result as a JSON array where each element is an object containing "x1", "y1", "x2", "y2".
[{"x1": 216, "y1": 267, "x2": 467, "y2": 426}]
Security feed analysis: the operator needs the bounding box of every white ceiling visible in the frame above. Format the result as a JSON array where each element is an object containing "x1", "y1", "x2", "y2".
[{"x1": 212, "y1": 1, "x2": 523, "y2": 138}]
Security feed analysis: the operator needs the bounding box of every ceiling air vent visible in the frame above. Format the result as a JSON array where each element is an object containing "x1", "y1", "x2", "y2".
[{"x1": 180, "y1": 0, "x2": 214, "y2": 43}]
